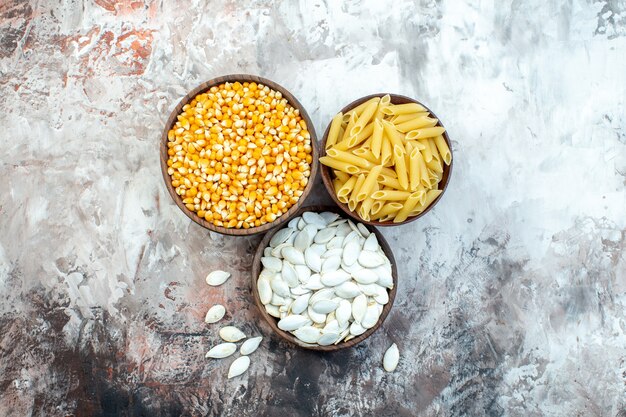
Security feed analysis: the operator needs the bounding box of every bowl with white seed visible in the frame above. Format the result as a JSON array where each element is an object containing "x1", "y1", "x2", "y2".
[{"x1": 251, "y1": 206, "x2": 397, "y2": 351}]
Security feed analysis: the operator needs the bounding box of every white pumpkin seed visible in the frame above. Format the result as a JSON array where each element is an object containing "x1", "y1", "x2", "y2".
[
  {"x1": 322, "y1": 319, "x2": 340, "y2": 334},
  {"x1": 291, "y1": 293, "x2": 311, "y2": 314},
  {"x1": 318, "y1": 332, "x2": 340, "y2": 346},
  {"x1": 282, "y1": 246, "x2": 305, "y2": 265},
  {"x1": 303, "y1": 274, "x2": 324, "y2": 290},
  {"x1": 280, "y1": 311, "x2": 288, "y2": 319},
  {"x1": 310, "y1": 243, "x2": 327, "y2": 255},
  {"x1": 277, "y1": 315, "x2": 311, "y2": 331},
  {"x1": 303, "y1": 211, "x2": 327, "y2": 227},
  {"x1": 304, "y1": 247, "x2": 322, "y2": 272},
  {"x1": 288, "y1": 217, "x2": 300, "y2": 229},
  {"x1": 294, "y1": 225, "x2": 316, "y2": 251},
  {"x1": 270, "y1": 228, "x2": 294, "y2": 247},
  {"x1": 357, "y1": 223, "x2": 370, "y2": 237},
  {"x1": 240, "y1": 336, "x2": 263, "y2": 355},
  {"x1": 335, "y1": 222, "x2": 352, "y2": 237},
  {"x1": 375, "y1": 265, "x2": 394, "y2": 289},
  {"x1": 290, "y1": 285, "x2": 311, "y2": 296},
  {"x1": 358, "y1": 283, "x2": 380, "y2": 296},
  {"x1": 320, "y1": 270, "x2": 351, "y2": 287},
  {"x1": 311, "y1": 299, "x2": 339, "y2": 314},
  {"x1": 281, "y1": 263, "x2": 299, "y2": 288},
  {"x1": 270, "y1": 242, "x2": 289, "y2": 258},
  {"x1": 295, "y1": 264, "x2": 311, "y2": 283},
  {"x1": 373, "y1": 287, "x2": 389, "y2": 304},
  {"x1": 352, "y1": 294, "x2": 367, "y2": 323},
  {"x1": 352, "y1": 268, "x2": 379, "y2": 284},
  {"x1": 205, "y1": 304, "x2": 226, "y2": 324},
  {"x1": 219, "y1": 326, "x2": 246, "y2": 342},
  {"x1": 307, "y1": 306, "x2": 327, "y2": 324},
  {"x1": 363, "y1": 234, "x2": 379, "y2": 251},
  {"x1": 321, "y1": 248, "x2": 343, "y2": 259},
  {"x1": 270, "y1": 277, "x2": 291, "y2": 298},
  {"x1": 349, "y1": 321, "x2": 366, "y2": 336},
  {"x1": 314, "y1": 227, "x2": 336, "y2": 244},
  {"x1": 327, "y1": 219, "x2": 347, "y2": 227},
  {"x1": 263, "y1": 247, "x2": 272, "y2": 257},
  {"x1": 205, "y1": 270, "x2": 231, "y2": 286},
  {"x1": 206, "y1": 342, "x2": 237, "y2": 359},
  {"x1": 358, "y1": 250, "x2": 384, "y2": 268},
  {"x1": 293, "y1": 326, "x2": 321, "y2": 343},
  {"x1": 228, "y1": 356, "x2": 250, "y2": 378},
  {"x1": 297, "y1": 217, "x2": 306, "y2": 230},
  {"x1": 336, "y1": 299, "x2": 352, "y2": 325},
  {"x1": 348, "y1": 220, "x2": 359, "y2": 234},
  {"x1": 361, "y1": 304, "x2": 380, "y2": 329},
  {"x1": 270, "y1": 293, "x2": 288, "y2": 306},
  {"x1": 309, "y1": 288, "x2": 335, "y2": 305},
  {"x1": 342, "y1": 239, "x2": 360, "y2": 266},
  {"x1": 335, "y1": 281, "x2": 362, "y2": 299},
  {"x1": 321, "y1": 256, "x2": 341, "y2": 273},
  {"x1": 265, "y1": 304, "x2": 281, "y2": 318},
  {"x1": 326, "y1": 236, "x2": 345, "y2": 249},
  {"x1": 319, "y1": 211, "x2": 339, "y2": 224},
  {"x1": 342, "y1": 260, "x2": 363, "y2": 274},
  {"x1": 383, "y1": 343, "x2": 399, "y2": 372},
  {"x1": 342, "y1": 231, "x2": 360, "y2": 247},
  {"x1": 261, "y1": 257, "x2": 282, "y2": 272},
  {"x1": 325, "y1": 311, "x2": 336, "y2": 324}
]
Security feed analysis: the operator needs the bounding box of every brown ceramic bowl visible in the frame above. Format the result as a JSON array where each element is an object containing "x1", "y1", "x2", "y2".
[
  {"x1": 160, "y1": 74, "x2": 319, "y2": 236},
  {"x1": 251, "y1": 205, "x2": 398, "y2": 351},
  {"x1": 320, "y1": 93, "x2": 453, "y2": 227}
]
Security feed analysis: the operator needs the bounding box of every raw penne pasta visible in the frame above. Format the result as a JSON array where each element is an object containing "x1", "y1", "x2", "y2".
[
  {"x1": 371, "y1": 189, "x2": 412, "y2": 201},
  {"x1": 381, "y1": 102, "x2": 426, "y2": 115},
  {"x1": 356, "y1": 165, "x2": 383, "y2": 202},
  {"x1": 419, "y1": 139, "x2": 433, "y2": 163},
  {"x1": 393, "y1": 145, "x2": 409, "y2": 190},
  {"x1": 371, "y1": 202, "x2": 403, "y2": 220},
  {"x1": 433, "y1": 134, "x2": 452, "y2": 165},
  {"x1": 377, "y1": 174, "x2": 402, "y2": 189},
  {"x1": 350, "y1": 99, "x2": 379, "y2": 136},
  {"x1": 348, "y1": 174, "x2": 366, "y2": 211},
  {"x1": 352, "y1": 148, "x2": 379, "y2": 164},
  {"x1": 323, "y1": 96, "x2": 451, "y2": 223},
  {"x1": 396, "y1": 116, "x2": 438, "y2": 133},
  {"x1": 334, "y1": 170, "x2": 351, "y2": 183},
  {"x1": 371, "y1": 119, "x2": 383, "y2": 158},
  {"x1": 325, "y1": 112, "x2": 344, "y2": 149},
  {"x1": 391, "y1": 111, "x2": 428, "y2": 124},
  {"x1": 393, "y1": 191, "x2": 422, "y2": 223},
  {"x1": 326, "y1": 148, "x2": 374, "y2": 169},
  {"x1": 405, "y1": 126, "x2": 445, "y2": 140},
  {"x1": 380, "y1": 135, "x2": 393, "y2": 166},
  {"x1": 337, "y1": 176, "x2": 357, "y2": 199},
  {"x1": 319, "y1": 156, "x2": 360, "y2": 175},
  {"x1": 408, "y1": 147, "x2": 421, "y2": 190}
]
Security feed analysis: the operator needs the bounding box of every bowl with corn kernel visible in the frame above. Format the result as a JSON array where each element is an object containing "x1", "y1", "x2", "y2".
[{"x1": 161, "y1": 75, "x2": 318, "y2": 236}]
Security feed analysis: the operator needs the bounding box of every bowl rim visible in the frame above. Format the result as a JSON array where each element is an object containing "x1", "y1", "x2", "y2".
[
  {"x1": 160, "y1": 74, "x2": 319, "y2": 236},
  {"x1": 319, "y1": 93, "x2": 453, "y2": 227},
  {"x1": 250, "y1": 205, "x2": 398, "y2": 351}
]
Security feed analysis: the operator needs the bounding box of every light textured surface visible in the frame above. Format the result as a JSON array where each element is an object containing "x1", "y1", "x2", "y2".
[{"x1": 1, "y1": 0, "x2": 625, "y2": 415}]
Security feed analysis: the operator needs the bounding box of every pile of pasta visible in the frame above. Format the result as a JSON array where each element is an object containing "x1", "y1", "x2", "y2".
[{"x1": 320, "y1": 95, "x2": 451, "y2": 223}]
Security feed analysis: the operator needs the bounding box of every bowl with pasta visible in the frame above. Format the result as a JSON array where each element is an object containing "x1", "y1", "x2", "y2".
[{"x1": 319, "y1": 94, "x2": 453, "y2": 226}]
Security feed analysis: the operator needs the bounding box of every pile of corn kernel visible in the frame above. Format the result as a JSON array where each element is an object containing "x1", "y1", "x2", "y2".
[{"x1": 166, "y1": 82, "x2": 312, "y2": 229}]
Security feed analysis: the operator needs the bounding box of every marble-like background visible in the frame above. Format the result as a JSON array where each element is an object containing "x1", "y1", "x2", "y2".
[{"x1": 1, "y1": 0, "x2": 625, "y2": 415}]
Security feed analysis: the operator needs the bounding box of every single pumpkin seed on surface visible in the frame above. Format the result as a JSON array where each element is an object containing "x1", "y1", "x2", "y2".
[
  {"x1": 228, "y1": 356, "x2": 251, "y2": 378},
  {"x1": 240, "y1": 336, "x2": 263, "y2": 355},
  {"x1": 219, "y1": 326, "x2": 246, "y2": 342},
  {"x1": 383, "y1": 343, "x2": 400, "y2": 372},
  {"x1": 205, "y1": 270, "x2": 231, "y2": 286},
  {"x1": 206, "y1": 342, "x2": 237, "y2": 359},
  {"x1": 205, "y1": 304, "x2": 226, "y2": 324}
]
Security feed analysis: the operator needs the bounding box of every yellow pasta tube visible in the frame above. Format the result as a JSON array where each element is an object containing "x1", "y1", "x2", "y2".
[
  {"x1": 416, "y1": 151, "x2": 430, "y2": 187},
  {"x1": 396, "y1": 116, "x2": 438, "y2": 133},
  {"x1": 393, "y1": 145, "x2": 409, "y2": 190},
  {"x1": 341, "y1": 112, "x2": 358, "y2": 143},
  {"x1": 393, "y1": 191, "x2": 422, "y2": 223},
  {"x1": 433, "y1": 135, "x2": 452, "y2": 165},
  {"x1": 371, "y1": 119, "x2": 383, "y2": 158},
  {"x1": 356, "y1": 165, "x2": 383, "y2": 202},
  {"x1": 407, "y1": 139, "x2": 426, "y2": 150},
  {"x1": 377, "y1": 174, "x2": 402, "y2": 189},
  {"x1": 336, "y1": 176, "x2": 357, "y2": 200},
  {"x1": 371, "y1": 202, "x2": 403, "y2": 220},
  {"x1": 408, "y1": 147, "x2": 421, "y2": 190},
  {"x1": 350, "y1": 100, "x2": 379, "y2": 137},
  {"x1": 426, "y1": 155, "x2": 443, "y2": 174},
  {"x1": 348, "y1": 174, "x2": 366, "y2": 211},
  {"x1": 371, "y1": 189, "x2": 412, "y2": 200},
  {"x1": 347, "y1": 122, "x2": 375, "y2": 147},
  {"x1": 420, "y1": 139, "x2": 433, "y2": 163},
  {"x1": 325, "y1": 112, "x2": 344, "y2": 149},
  {"x1": 381, "y1": 102, "x2": 426, "y2": 115},
  {"x1": 319, "y1": 156, "x2": 360, "y2": 175},
  {"x1": 326, "y1": 148, "x2": 374, "y2": 169},
  {"x1": 352, "y1": 148, "x2": 379, "y2": 164},
  {"x1": 405, "y1": 126, "x2": 445, "y2": 140},
  {"x1": 371, "y1": 200, "x2": 384, "y2": 216},
  {"x1": 391, "y1": 111, "x2": 428, "y2": 124},
  {"x1": 333, "y1": 178, "x2": 343, "y2": 194},
  {"x1": 358, "y1": 184, "x2": 378, "y2": 221},
  {"x1": 333, "y1": 170, "x2": 350, "y2": 183},
  {"x1": 374, "y1": 95, "x2": 391, "y2": 121},
  {"x1": 351, "y1": 97, "x2": 379, "y2": 116},
  {"x1": 380, "y1": 135, "x2": 392, "y2": 166},
  {"x1": 409, "y1": 189, "x2": 443, "y2": 215},
  {"x1": 381, "y1": 120, "x2": 404, "y2": 150}
]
